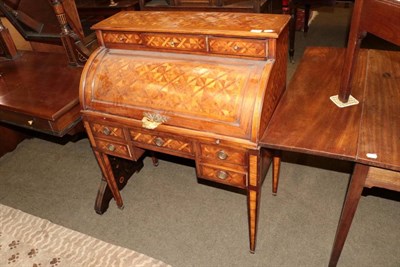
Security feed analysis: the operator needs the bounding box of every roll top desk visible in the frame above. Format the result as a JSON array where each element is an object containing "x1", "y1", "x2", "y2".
[{"x1": 80, "y1": 11, "x2": 289, "y2": 252}]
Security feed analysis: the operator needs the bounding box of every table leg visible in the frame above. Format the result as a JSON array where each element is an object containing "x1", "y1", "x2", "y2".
[
  {"x1": 272, "y1": 152, "x2": 281, "y2": 195},
  {"x1": 328, "y1": 163, "x2": 369, "y2": 267}
]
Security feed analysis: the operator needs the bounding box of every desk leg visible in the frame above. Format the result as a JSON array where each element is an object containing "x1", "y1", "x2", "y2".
[
  {"x1": 328, "y1": 163, "x2": 369, "y2": 267},
  {"x1": 93, "y1": 151, "x2": 144, "y2": 213},
  {"x1": 94, "y1": 155, "x2": 144, "y2": 214},
  {"x1": 248, "y1": 154, "x2": 261, "y2": 253}
]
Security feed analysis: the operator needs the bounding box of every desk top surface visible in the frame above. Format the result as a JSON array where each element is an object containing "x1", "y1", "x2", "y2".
[
  {"x1": 91, "y1": 11, "x2": 290, "y2": 39},
  {"x1": 261, "y1": 47, "x2": 400, "y2": 171}
]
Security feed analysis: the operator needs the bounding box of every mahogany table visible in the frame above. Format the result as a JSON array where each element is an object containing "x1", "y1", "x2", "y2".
[{"x1": 261, "y1": 46, "x2": 400, "y2": 265}]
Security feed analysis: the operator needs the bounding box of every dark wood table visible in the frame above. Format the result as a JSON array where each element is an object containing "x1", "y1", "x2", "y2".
[
  {"x1": 76, "y1": 0, "x2": 139, "y2": 17},
  {"x1": 260, "y1": 46, "x2": 400, "y2": 265}
]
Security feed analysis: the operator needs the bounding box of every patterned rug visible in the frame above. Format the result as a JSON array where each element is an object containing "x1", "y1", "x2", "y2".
[{"x1": 0, "y1": 204, "x2": 171, "y2": 267}]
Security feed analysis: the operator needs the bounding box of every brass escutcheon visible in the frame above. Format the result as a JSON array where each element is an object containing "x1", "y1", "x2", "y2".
[
  {"x1": 102, "y1": 127, "x2": 111, "y2": 135},
  {"x1": 142, "y1": 112, "x2": 168, "y2": 129}
]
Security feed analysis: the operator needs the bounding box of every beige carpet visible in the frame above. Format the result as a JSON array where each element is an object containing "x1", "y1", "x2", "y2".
[{"x1": 0, "y1": 203, "x2": 171, "y2": 267}]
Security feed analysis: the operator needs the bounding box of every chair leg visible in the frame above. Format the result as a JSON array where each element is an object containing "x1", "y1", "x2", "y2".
[
  {"x1": 272, "y1": 152, "x2": 281, "y2": 195},
  {"x1": 303, "y1": 3, "x2": 311, "y2": 34},
  {"x1": 328, "y1": 163, "x2": 369, "y2": 267},
  {"x1": 288, "y1": 3, "x2": 297, "y2": 62}
]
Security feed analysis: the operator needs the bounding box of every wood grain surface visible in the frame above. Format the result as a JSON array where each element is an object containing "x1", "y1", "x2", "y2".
[{"x1": 261, "y1": 47, "x2": 367, "y2": 160}]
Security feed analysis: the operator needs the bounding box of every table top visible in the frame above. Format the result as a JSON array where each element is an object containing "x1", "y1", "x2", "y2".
[
  {"x1": 261, "y1": 47, "x2": 400, "y2": 171},
  {"x1": 0, "y1": 51, "x2": 81, "y2": 120},
  {"x1": 76, "y1": 0, "x2": 138, "y2": 9}
]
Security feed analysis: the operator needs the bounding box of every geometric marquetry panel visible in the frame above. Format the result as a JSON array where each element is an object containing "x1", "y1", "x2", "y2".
[
  {"x1": 209, "y1": 38, "x2": 267, "y2": 58},
  {"x1": 94, "y1": 12, "x2": 289, "y2": 40},
  {"x1": 95, "y1": 139, "x2": 131, "y2": 158},
  {"x1": 103, "y1": 32, "x2": 142, "y2": 45},
  {"x1": 91, "y1": 123, "x2": 124, "y2": 140},
  {"x1": 143, "y1": 34, "x2": 206, "y2": 51},
  {"x1": 129, "y1": 130, "x2": 193, "y2": 155},
  {"x1": 200, "y1": 143, "x2": 247, "y2": 165},
  {"x1": 93, "y1": 53, "x2": 251, "y2": 122},
  {"x1": 198, "y1": 164, "x2": 247, "y2": 189}
]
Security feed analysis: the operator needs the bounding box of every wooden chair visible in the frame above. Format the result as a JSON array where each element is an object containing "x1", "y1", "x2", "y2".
[
  {"x1": 337, "y1": 0, "x2": 400, "y2": 103},
  {"x1": 0, "y1": 0, "x2": 97, "y2": 66},
  {"x1": 328, "y1": 0, "x2": 400, "y2": 265}
]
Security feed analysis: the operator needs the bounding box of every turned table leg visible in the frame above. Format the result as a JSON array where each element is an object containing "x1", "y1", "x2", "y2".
[{"x1": 328, "y1": 163, "x2": 369, "y2": 267}]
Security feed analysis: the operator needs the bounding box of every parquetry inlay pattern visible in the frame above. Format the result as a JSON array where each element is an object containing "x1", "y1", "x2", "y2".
[
  {"x1": 96, "y1": 12, "x2": 285, "y2": 34},
  {"x1": 130, "y1": 131, "x2": 193, "y2": 154},
  {"x1": 93, "y1": 54, "x2": 252, "y2": 121},
  {"x1": 209, "y1": 39, "x2": 266, "y2": 57},
  {"x1": 103, "y1": 32, "x2": 142, "y2": 44},
  {"x1": 143, "y1": 35, "x2": 205, "y2": 50}
]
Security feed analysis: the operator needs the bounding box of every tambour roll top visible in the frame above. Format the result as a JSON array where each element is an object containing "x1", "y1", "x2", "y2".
[{"x1": 80, "y1": 11, "x2": 290, "y2": 143}]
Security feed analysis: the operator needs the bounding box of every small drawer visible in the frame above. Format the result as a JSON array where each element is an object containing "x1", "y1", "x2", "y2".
[
  {"x1": 197, "y1": 164, "x2": 247, "y2": 189},
  {"x1": 208, "y1": 37, "x2": 267, "y2": 58},
  {"x1": 199, "y1": 143, "x2": 247, "y2": 165},
  {"x1": 90, "y1": 123, "x2": 125, "y2": 140},
  {"x1": 142, "y1": 33, "x2": 206, "y2": 52},
  {"x1": 95, "y1": 139, "x2": 131, "y2": 158},
  {"x1": 129, "y1": 129, "x2": 193, "y2": 156},
  {"x1": 102, "y1": 31, "x2": 143, "y2": 45}
]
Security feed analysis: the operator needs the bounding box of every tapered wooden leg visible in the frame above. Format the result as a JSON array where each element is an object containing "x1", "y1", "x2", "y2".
[
  {"x1": 248, "y1": 154, "x2": 261, "y2": 253},
  {"x1": 272, "y1": 152, "x2": 281, "y2": 195},
  {"x1": 328, "y1": 163, "x2": 369, "y2": 267}
]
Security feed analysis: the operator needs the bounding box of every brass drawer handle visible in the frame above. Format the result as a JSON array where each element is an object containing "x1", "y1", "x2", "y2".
[
  {"x1": 102, "y1": 127, "x2": 111, "y2": 135},
  {"x1": 216, "y1": 170, "x2": 228, "y2": 180},
  {"x1": 169, "y1": 41, "x2": 176, "y2": 47},
  {"x1": 107, "y1": 144, "x2": 116, "y2": 152},
  {"x1": 233, "y1": 45, "x2": 240, "y2": 51},
  {"x1": 217, "y1": 150, "x2": 228, "y2": 160},
  {"x1": 154, "y1": 137, "x2": 164, "y2": 147},
  {"x1": 118, "y1": 36, "x2": 127, "y2": 42}
]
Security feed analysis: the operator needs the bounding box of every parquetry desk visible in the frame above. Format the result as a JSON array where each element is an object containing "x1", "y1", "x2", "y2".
[{"x1": 80, "y1": 11, "x2": 290, "y2": 252}]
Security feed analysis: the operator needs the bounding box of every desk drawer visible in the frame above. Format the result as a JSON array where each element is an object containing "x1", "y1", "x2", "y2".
[
  {"x1": 197, "y1": 164, "x2": 247, "y2": 188},
  {"x1": 102, "y1": 31, "x2": 143, "y2": 45},
  {"x1": 142, "y1": 33, "x2": 206, "y2": 52},
  {"x1": 199, "y1": 143, "x2": 247, "y2": 165},
  {"x1": 89, "y1": 122, "x2": 125, "y2": 140},
  {"x1": 95, "y1": 138, "x2": 132, "y2": 158},
  {"x1": 129, "y1": 129, "x2": 194, "y2": 156},
  {"x1": 208, "y1": 37, "x2": 267, "y2": 58}
]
